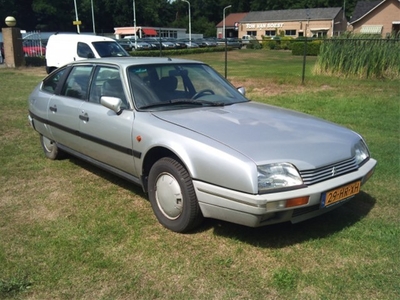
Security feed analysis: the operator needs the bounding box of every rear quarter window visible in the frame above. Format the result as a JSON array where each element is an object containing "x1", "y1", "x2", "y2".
[{"x1": 41, "y1": 68, "x2": 67, "y2": 93}]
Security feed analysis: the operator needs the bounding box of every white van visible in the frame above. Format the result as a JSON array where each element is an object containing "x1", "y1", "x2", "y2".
[{"x1": 45, "y1": 33, "x2": 129, "y2": 73}]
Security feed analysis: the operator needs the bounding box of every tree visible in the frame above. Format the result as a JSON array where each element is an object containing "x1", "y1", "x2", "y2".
[
  {"x1": 32, "y1": 0, "x2": 76, "y2": 31},
  {"x1": 1, "y1": 0, "x2": 359, "y2": 33}
]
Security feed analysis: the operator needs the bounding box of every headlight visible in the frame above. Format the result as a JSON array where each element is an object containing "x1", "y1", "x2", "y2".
[
  {"x1": 354, "y1": 139, "x2": 370, "y2": 166},
  {"x1": 258, "y1": 163, "x2": 303, "y2": 192}
]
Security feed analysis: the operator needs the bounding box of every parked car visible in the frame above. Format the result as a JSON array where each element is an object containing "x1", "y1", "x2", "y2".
[
  {"x1": 28, "y1": 57, "x2": 376, "y2": 233},
  {"x1": 227, "y1": 38, "x2": 243, "y2": 49},
  {"x1": 179, "y1": 40, "x2": 199, "y2": 48},
  {"x1": 216, "y1": 38, "x2": 242, "y2": 49},
  {"x1": 195, "y1": 39, "x2": 217, "y2": 47},
  {"x1": 194, "y1": 39, "x2": 207, "y2": 47},
  {"x1": 116, "y1": 39, "x2": 133, "y2": 51},
  {"x1": 23, "y1": 40, "x2": 46, "y2": 56},
  {"x1": 126, "y1": 39, "x2": 152, "y2": 51},
  {"x1": 204, "y1": 39, "x2": 218, "y2": 47},
  {"x1": 160, "y1": 39, "x2": 176, "y2": 49},
  {"x1": 141, "y1": 38, "x2": 161, "y2": 50},
  {"x1": 169, "y1": 39, "x2": 187, "y2": 49},
  {"x1": 0, "y1": 42, "x2": 4, "y2": 63}
]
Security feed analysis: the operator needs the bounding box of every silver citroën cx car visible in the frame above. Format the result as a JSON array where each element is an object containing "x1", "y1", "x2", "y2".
[{"x1": 28, "y1": 57, "x2": 377, "y2": 232}]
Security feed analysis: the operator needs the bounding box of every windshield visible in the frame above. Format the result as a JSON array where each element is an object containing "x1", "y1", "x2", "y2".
[
  {"x1": 92, "y1": 41, "x2": 129, "y2": 57},
  {"x1": 127, "y1": 63, "x2": 248, "y2": 110}
]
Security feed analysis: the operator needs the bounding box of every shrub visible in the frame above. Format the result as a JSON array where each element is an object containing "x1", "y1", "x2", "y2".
[
  {"x1": 291, "y1": 40, "x2": 321, "y2": 56},
  {"x1": 25, "y1": 56, "x2": 45, "y2": 67},
  {"x1": 280, "y1": 36, "x2": 294, "y2": 50},
  {"x1": 246, "y1": 39, "x2": 262, "y2": 50},
  {"x1": 262, "y1": 36, "x2": 294, "y2": 50}
]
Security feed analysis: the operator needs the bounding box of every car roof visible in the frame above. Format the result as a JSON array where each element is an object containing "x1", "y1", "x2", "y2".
[
  {"x1": 49, "y1": 33, "x2": 115, "y2": 42},
  {"x1": 67, "y1": 57, "x2": 204, "y2": 68}
]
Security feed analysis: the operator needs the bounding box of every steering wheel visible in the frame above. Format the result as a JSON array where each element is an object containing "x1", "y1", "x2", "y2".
[{"x1": 191, "y1": 89, "x2": 215, "y2": 100}]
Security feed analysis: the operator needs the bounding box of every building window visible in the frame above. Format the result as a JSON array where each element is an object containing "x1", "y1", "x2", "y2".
[
  {"x1": 264, "y1": 30, "x2": 276, "y2": 37},
  {"x1": 246, "y1": 31, "x2": 256, "y2": 36},
  {"x1": 285, "y1": 30, "x2": 296, "y2": 36},
  {"x1": 312, "y1": 31, "x2": 328, "y2": 38}
]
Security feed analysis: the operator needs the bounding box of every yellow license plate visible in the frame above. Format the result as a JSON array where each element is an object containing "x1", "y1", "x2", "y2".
[{"x1": 322, "y1": 181, "x2": 361, "y2": 207}]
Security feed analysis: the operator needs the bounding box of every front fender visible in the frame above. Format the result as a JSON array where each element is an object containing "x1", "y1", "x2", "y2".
[{"x1": 133, "y1": 113, "x2": 258, "y2": 194}]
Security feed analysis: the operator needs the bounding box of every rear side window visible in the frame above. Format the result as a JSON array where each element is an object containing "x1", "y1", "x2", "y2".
[{"x1": 60, "y1": 66, "x2": 93, "y2": 100}]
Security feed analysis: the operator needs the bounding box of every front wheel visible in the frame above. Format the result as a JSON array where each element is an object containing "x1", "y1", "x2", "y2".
[
  {"x1": 40, "y1": 135, "x2": 64, "y2": 160},
  {"x1": 148, "y1": 157, "x2": 203, "y2": 233}
]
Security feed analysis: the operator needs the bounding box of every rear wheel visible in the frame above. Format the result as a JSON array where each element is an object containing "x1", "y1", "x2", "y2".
[
  {"x1": 40, "y1": 135, "x2": 64, "y2": 160},
  {"x1": 148, "y1": 157, "x2": 203, "y2": 233}
]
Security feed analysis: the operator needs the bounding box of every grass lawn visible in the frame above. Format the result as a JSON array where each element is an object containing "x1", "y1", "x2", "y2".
[{"x1": 0, "y1": 49, "x2": 399, "y2": 299}]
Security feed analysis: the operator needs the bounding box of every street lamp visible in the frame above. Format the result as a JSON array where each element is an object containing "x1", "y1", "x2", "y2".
[
  {"x1": 223, "y1": 5, "x2": 231, "y2": 39},
  {"x1": 133, "y1": 0, "x2": 137, "y2": 49},
  {"x1": 91, "y1": 0, "x2": 96, "y2": 34},
  {"x1": 223, "y1": 5, "x2": 231, "y2": 78},
  {"x1": 73, "y1": 0, "x2": 80, "y2": 33},
  {"x1": 181, "y1": 0, "x2": 191, "y2": 47}
]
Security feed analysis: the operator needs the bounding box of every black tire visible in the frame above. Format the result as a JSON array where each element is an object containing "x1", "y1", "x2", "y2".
[
  {"x1": 40, "y1": 135, "x2": 64, "y2": 160},
  {"x1": 148, "y1": 157, "x2": 203, "y2": 233}
]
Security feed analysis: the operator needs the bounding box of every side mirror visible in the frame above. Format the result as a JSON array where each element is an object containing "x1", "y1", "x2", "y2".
[
  {"x1": 237, "y1": 86, "x2": 245, "y2": 96},
  {"x1": 100, "y1": 96, "x2": 123, "y2": 115}
]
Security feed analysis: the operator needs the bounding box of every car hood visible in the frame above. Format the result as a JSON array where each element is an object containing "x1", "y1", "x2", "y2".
[{"x1": 152, "y1": 102, "x2": 359, "y2": 170}]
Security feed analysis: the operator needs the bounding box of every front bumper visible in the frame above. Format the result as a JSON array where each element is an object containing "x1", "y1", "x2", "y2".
[{"x1": 194, "y1": 158, "x2": 377, "y2": 227}]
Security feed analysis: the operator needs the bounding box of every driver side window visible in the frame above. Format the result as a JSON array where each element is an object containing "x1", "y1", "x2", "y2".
[{"x1": 89, "y1": 66, "x2": 128, "y2": 108}]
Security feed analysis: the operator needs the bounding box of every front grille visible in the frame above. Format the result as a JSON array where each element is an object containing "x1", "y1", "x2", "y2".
[{"x1": 299, "y1": 157, "x2": 358, "y2": 186}]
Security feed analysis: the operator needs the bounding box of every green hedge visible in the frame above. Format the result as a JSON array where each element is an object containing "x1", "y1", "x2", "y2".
[
  {"x1": 25, "y1": 56, "x2": 46, "y2": 67},
  {"x1": 245, "y1": 40, "x2": 262, "y2": 50},
  {"x1": 262, "y1": 36, "x2": 294, "y2": 50},
  {"x1": 291, "y1": 40, "x2": 321, "y2": 56}
]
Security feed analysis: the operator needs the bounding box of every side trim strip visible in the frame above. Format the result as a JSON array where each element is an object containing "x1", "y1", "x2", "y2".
[{"x1": 29, "y1": 110, "x2": 142, "y2": 158}]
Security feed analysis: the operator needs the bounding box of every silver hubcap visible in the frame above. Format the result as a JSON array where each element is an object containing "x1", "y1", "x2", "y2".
[
  {"x1": 42, "y1": 136, "x2": 54, "y2": 153},
  {"x1": 155, "y1": 172, "x2": 183, "y2": 220}
]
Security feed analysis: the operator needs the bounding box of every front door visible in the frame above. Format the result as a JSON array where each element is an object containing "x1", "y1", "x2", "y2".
[{"x1": 78, "y1": 65, "x2": 137, "y2": 177}]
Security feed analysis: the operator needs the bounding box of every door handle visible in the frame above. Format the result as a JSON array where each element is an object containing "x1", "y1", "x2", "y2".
[
  {"x1": 49, "y1": 105, "x2": 57, "y2": 112},
  {"x1": 79, "y1": 113, "x2": 89, "y2": 122}
]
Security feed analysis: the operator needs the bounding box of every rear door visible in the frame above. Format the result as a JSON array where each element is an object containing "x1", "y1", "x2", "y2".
[{"x1": 47, "y1": 65, "x2": 93, "y2": 152}]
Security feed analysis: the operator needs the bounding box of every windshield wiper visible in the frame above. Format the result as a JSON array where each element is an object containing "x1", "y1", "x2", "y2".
[
  {"x1": 139, "y1": 99, "x2": 226, "y2": 110},
  {"x1": 139, "y1": 102, "x2": 175, "y2": 109},
  {"x1": 170, "y1": 99, "x2": 225, "y2": 106}
]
